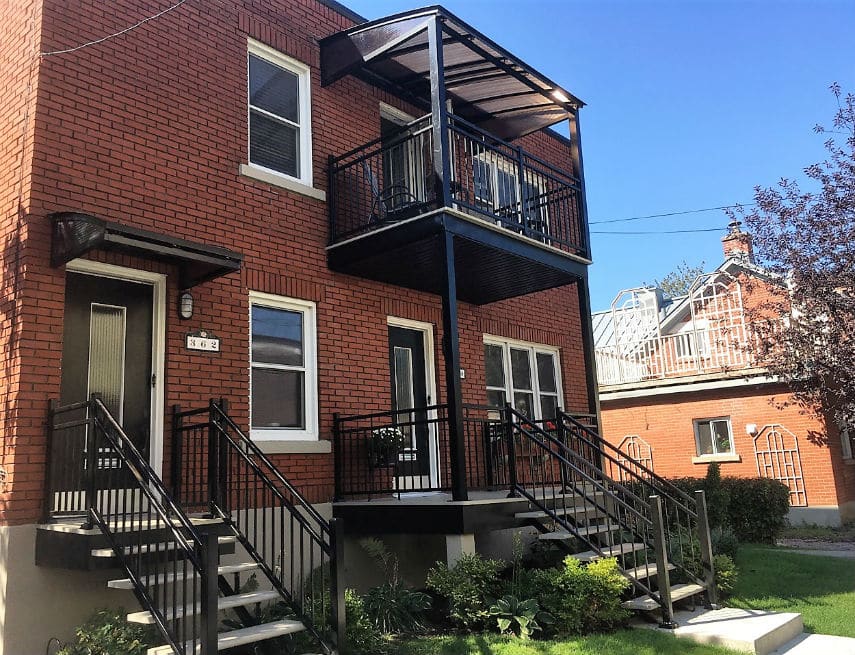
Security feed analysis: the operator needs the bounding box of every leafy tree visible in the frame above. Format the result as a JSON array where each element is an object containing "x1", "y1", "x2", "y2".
[
  {"x1": 648, "y1": 260, "x2": 706, "y2": 297},
  {"x1": 735, "y1": 83, "x2": 855, "y2": 425}
]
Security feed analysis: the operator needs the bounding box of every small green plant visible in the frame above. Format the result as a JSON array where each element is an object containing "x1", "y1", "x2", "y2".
[
  {"x1": 426, "y1": 553, "x2": 506, "y2": 630},
  {"x1": 489, "y1": 595, "x2": 554, "y2": 639},
  {"x1": 370, "y1": 427, "x2": 406, "y2": 466},
  {"x1": 345, "y1": 589, "x2": 389, "y2": 654},
  {"x1": 55, "y1": 608, "x2": 158, "y2": 655},
  {"x1": 713, "y1": 554, "x2": 738, "y2": 596},
  {"x1": 359, "y1": 538, "x2": 431, "y2": 634},
  {"x1": 711, "y1": 525, "x2": 740, "y2": 558},
  {"x1": 536, "y1": 556, "x2": 630, "y2": 636}
]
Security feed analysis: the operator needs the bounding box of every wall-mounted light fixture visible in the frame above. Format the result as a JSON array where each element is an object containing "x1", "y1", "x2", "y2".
[
  {"x1": 178, "y1": 291, "x2": 194, "y2": 320},
  {"x1": 746, "y1": 423, "x2": 758, "y2": 436}
]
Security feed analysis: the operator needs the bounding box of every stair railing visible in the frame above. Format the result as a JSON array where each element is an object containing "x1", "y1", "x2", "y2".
[
  {"x1": 172, "y1": 400, "x2": 344, "y2": 655},
  {"x1": 48, "y1": 395, "x2": 220, "y2": 655},
  {"x1": 505, "y1": 406, "x2": 712, "y2": 624}
]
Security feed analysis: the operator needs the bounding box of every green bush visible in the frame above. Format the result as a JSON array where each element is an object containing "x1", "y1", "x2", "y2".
[
  {"x1": 488, "y1": 595, "x2": 553, "y2": 640},
  {"x1": 713, "y1": 554, "x2": 738, "y2": 596},
  {"x1": 56, "y1": 608, "x2": 158, "y2": 655},
  {"x1": 535, "y1": 556, "x2": 630, "y2": 636},
  {"x1": 668, "y1": 475, "x2": 790, "y2": 543},
  {"x1": 711, "y1": 525, "x2": 740, "y2": 558},
  {"x1": 703, "y1": 463, "x2": 731, "y2": 529},
  {"x1": 425, "y1": 553, "x2": 506, "y2": 630},
  {"x1": 345, "y1": 589, "x2": 388, "y2": 655}
]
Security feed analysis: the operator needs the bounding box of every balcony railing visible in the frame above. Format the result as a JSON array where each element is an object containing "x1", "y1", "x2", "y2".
[{"x1": 328, "y1": 113, "x2": 587, "y2": 258}]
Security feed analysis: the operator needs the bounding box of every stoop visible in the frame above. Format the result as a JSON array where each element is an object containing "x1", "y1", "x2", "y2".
[{"x1": 634, "y1": 607, "x2": 804, "y2": 655}]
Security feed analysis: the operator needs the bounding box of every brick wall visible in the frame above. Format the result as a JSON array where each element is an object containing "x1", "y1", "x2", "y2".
[
  {"x1": 600, "y1": 384, "x2": 848, "y2": 507},
  {"x1": 0, "y1": 0, "x2": 590, "y2": 525}
]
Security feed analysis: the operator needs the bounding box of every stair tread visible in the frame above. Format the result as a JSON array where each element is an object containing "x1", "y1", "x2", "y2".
[
  {"x1": 624, "y1": 562, "x2": 676, "y2": 580},
  {"x1": 538, "y1": 522, "x2": 619, "y2": 540},
  {"x1": 146, "y1": 619, "x2": 306, "y2": 654},
  {"x1": 127, "y1": 590, "x2": 282, "y2": 624},
  {"x1": 571, "y1": 542, "x2": 646, "y2": 562},
  {"x1": 92, "y1": 536, "x2": 236, "y2": 558},
  {"x1": 104, "y1": 516, "x2": 224, "y2": 533},
  {"x1": 517, "y1": 504, "x2": 607, "y2": 520},
  {"x1": 621, "y1": 583, "x2": 706, "y2": 611},
  {"x1": 108, "y1": 562, "x2": 259, "y2": 590}
]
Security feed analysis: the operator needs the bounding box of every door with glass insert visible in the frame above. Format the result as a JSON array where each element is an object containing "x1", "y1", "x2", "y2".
[
  {"x1": 388, "y1": 326, "x2": 431, "y2": 487},
  {"x1": 59, "y1": 273, "x2": 154, "y2": 491}
]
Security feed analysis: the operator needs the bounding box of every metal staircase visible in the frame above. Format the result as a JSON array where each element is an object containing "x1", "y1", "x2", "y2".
[
  {"x1": 44, "y1": 396, "x2": 343, "y2": 655},
  {"x1": 505, "y1": 406, "x2": 717, "y2": 626}
]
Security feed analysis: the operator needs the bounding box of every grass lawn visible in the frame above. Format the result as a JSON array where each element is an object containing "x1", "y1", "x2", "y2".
[
  {"x1": 393, "y1": 631, "x2": 742, "y2": 655},
  {"x1": 730, "y1": 545, "x2": 855, "y2": 637}
]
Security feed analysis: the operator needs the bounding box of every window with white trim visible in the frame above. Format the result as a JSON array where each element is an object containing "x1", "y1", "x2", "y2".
[
  {"x1": 250, "y1": 293, "x2": 317, "y2": 440},
  {"x1": 473, "y1": 157, "x2": 549, "y2": 233},
  {"x1": 693, "y1": 417, "x2": 734, "y2": 456},
  {"x1": 484, "y1": 337, "x2": 561, "y2": 420},
  {"x1": 247, "y1": 40, "x2": 313, "y2": 185}
]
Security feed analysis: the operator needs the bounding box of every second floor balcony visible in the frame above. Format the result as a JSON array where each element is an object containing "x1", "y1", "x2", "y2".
[{"x1": 321, "y1": 7, "x2": 591, "y2": 305}]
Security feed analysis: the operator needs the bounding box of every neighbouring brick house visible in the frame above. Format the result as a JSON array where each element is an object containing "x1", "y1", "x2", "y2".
[{"x1": 593, "y1": 222, "x2": 855, "y2": 527}]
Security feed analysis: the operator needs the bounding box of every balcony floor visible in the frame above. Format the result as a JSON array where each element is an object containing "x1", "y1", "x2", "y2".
[{"x1": 327, "y1": 209, "x2": 589, "y2": 305}]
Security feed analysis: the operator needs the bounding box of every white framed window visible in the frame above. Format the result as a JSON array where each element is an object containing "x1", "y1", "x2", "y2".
[
  {"x1": 249, "y1": 292, "x2": 317, "y2": 441},
  {"x1": 694, "y1": 417, "x2": 734, "y2": 456},
  {"x1": 472, "y1": 156, "x2": 549, "y2": 233},
  {"x1": 247, "y1": 39, "x2": 313, "y2": 186},
  {"x1": 483, "y1": 336, "x2": 562, "y2": 420}
]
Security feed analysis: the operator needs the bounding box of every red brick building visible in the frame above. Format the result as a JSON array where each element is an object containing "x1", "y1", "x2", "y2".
[
  {"x1": 1, "y1": 1, "x2": 615, "y2": 652},
  {"x1": 594, "y1": 223, "x2": 855, "y2": 527}
]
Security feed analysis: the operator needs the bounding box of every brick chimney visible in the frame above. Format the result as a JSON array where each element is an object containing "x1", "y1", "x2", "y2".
[{"x1": 722, "y1": 220, "x2": 754, "y2": 263}]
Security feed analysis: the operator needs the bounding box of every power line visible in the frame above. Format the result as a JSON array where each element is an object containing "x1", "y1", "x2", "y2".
[
  {"x1": 40, "y1": 0, "x2": 189, "y2": 56},
  {"x1": 590, "y1": 203, "x2": 755, "y2": 225},
  {"x1": 591, "y1": 227, "x2": 726, "y2": 235}
]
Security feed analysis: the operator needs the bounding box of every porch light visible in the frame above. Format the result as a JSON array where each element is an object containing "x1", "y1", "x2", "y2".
[
  {"x1": 552, "y1": 89, "x2": 570, "y2": 104},
  {"x1": 178, "y1": 291, "x2": 194, "y2": 320},
  {"x1": 746, "y1": 423, "x2": 758, "y2": 436}
]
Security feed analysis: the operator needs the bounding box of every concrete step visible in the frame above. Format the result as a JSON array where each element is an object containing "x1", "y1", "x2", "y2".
[
  {"x1": 127, "y1": 590, "x2": 282, "y2": 624},
  {"x1": 108, "y1": 562, "x2": 260, "y2": 590},
  {"x1": 91, "y1": 535, "x2": 236, "y2": 558},
  {"x1": 146, "y1": 619, "x2": 306, "y2": 654},
  {"x1": 772, "y1": 633, "x2": 855, "y2": 654},
  {"x1": 635, "y1": 607, "x2": 803, "y2": 655},
  {"x1": 624, "y1": 562, "x2": 676, "y2": 581},
  {"x1": 622, "y1": 583, "x2": 706, "y2": 611},
  {"x1": 538, "y1": 522, "x2": 619, "y2": 540},
  {"x1": 572, "y1": 542, "x2": 646, "y2": 563}
]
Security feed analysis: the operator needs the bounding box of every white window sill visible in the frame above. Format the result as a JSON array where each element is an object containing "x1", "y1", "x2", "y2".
[
  {"x1": 253, "y1": 439, "x2": 332, "y2": 454},
  {"x1": 240, "y1": 164, "x2": 326, "y2": 201},
  {"x1": 692, "y1": 454, "x2": 741, "y2": 464}
]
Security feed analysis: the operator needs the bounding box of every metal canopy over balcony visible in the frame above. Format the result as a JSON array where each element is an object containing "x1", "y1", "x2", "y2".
[{"x1": 320, "y1": 6, "x2": 584, "y2": 140}]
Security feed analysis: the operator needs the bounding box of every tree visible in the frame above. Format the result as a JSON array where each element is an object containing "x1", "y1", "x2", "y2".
[
  {"x1": 648, "y1": 260, "x2": 706, "y2": 297},
  {"x1": 736, "y1": 84, "x2": 855, "y2": 425}
]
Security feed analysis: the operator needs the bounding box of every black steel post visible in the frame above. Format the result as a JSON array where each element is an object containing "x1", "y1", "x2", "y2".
[
  {"x1": 216, "y1": 399, "x2": 229, "y2": 514},
  {"x1": 332, "y1": 413, "x2": 343, "y2": 502},
  {"x1": 504, "y1": 404, "x2": 518, "y2": 498},
  {"x1": 516, "y1": 145, "x2": 528, "y2": 234},
  {"x1": 199, "y1": 530, "x2": 219, "y2": 655},
  {"x1": 650, "y1": 494, "x2": 677, "y2": 629},
  {"x1": 427, "y1": 14, "x2": 452, "y2": 208},
  {"x1": 82, "y1": 395, "x2": 99, "y2": 529},
  {"x1": 576, "y1": 276, "x2": 602, "y2": 429},
  {"x1": 42, "y1": 399, "x2": 57, "y2": 523},
  {"x1": 329, "y1": 517, "x2": 347, "y2": 654},
  {"x1": 439, "y1": 230, "x2": 467, "y2": 501},
  {"x1": 207, "y1": 399, "x2": 220, "y2": 517},
  {"x1": 695, "y1": 490, "x2": 719, "y2": 609},
  {"x1": 171, "y1": 404, "x2": 183, "y2": 505},
  {"x1": 328, "y1": 154, "x2": 337, "y2": 243},
  {"x1": 568, "y1": 110, "x2": 591, "y2": 259}
]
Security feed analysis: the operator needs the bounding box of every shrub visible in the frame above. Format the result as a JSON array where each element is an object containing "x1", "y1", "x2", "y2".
[
  {"x1": 711, "y1": 525, "x2": 740, "y2": 558},
  {"x1": 56, "y1": 608, "x2": 158, "y2": 655},
  {"x1": 425, "y1": 553, "x2": 506, "y2": 630},
  {"x1": 714, "y1": 554, "x2": 738, "y2": 596},
  {"x1": 703, "y1": 463, "x2": 731, "y2": 529},
  {"x1": 536, "y1": 556, "x2": 630, "y2": 635},
  {"x1": 345, "y1": 589, "x2": 388, "y2": 655},
  {"x1": 488, "y1": 595, "x2": 553, "y2": 640}
]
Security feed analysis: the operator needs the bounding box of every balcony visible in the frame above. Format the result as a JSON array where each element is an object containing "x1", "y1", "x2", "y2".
[{"x1": 321, "y1": 6, "x2": 590, "y2": 305}]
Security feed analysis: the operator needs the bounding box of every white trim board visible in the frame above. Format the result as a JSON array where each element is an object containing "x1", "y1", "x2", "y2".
[
  {"x1": 599, "y1": 374, "x2": 779, "y2": 402},
  {"x1": 66, "y1": 259, "x2": 167, "y2": 479}
]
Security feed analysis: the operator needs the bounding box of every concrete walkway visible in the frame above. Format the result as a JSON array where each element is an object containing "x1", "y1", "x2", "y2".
[{"x1": 774, "y1": 634, "x2": 855, "y2": 654}]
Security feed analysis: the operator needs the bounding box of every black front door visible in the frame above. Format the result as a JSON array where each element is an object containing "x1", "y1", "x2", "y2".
[
  {"x1": 59, "y1": 272, "x2": 154, "y2": 488},
  {"x1": 388, "y1": 326, "x2": 431, "y2": 478}
]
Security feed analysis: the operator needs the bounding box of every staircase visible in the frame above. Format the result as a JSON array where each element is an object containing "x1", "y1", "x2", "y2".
[
  {"x1": 505, "y1": 407, "x2": 717, "y2": 626},
  {"x1": 43, "y1": 396, "x2": 343, "y2": 655}
]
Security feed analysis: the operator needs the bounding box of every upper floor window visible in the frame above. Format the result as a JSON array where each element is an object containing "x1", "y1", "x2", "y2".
[
  {"x1": 694, "y1": 417, "x2": 734, "y2": 456},
  {"x1": 484, "y1": 337, "x2": 561, "y2": 420},
  {"x1": 250, "y1": 292, "x2": 317, "y2": 441},
  {"x1": 248, "y1": 40, "x2": 313, "y2": 186}
]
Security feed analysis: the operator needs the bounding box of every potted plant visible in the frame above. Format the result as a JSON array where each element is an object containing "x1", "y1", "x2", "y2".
[{"x1": 369, "y1": 426, "x2": 406, "y2": 468}]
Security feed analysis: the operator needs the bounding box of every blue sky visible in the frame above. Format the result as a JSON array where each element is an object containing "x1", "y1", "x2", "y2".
[{"x1": 343, "y1": 0, "x2": 855, "y2": 310}]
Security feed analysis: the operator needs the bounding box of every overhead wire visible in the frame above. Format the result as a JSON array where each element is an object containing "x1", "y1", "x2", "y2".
[{"x1": 589, "y1": 203, "x2": 755, "y2": 225}]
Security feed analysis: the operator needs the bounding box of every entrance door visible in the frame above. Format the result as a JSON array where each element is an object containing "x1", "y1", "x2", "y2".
[
  {"x1": 388, "y1": 325, "x2": 432, "y2": 488},
  {"x1": 59, "y1": 272, "x2": 154, "y2": 487}
]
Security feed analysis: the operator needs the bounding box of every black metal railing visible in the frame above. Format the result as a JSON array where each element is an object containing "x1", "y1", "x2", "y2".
[
  {"x1": 45, "y1": 396, "x2": 217, "y2": 655},
  {"x1": 507, "y1": 406, "x2": 715, "y2": 623},
  {"x1": 173, "y1": 401, "x2": 344, "y2": 654},
  {"x1": 333, "y1": 403, "x2": 507, "y2": 499},
  {"x1": 328, "y1": 113, "x2": 587, "y2": 257}
]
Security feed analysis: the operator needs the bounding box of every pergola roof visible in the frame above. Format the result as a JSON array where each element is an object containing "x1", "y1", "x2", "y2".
[{"x1": 320, "y1": 6, "x2": 584, "y2": 140}]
